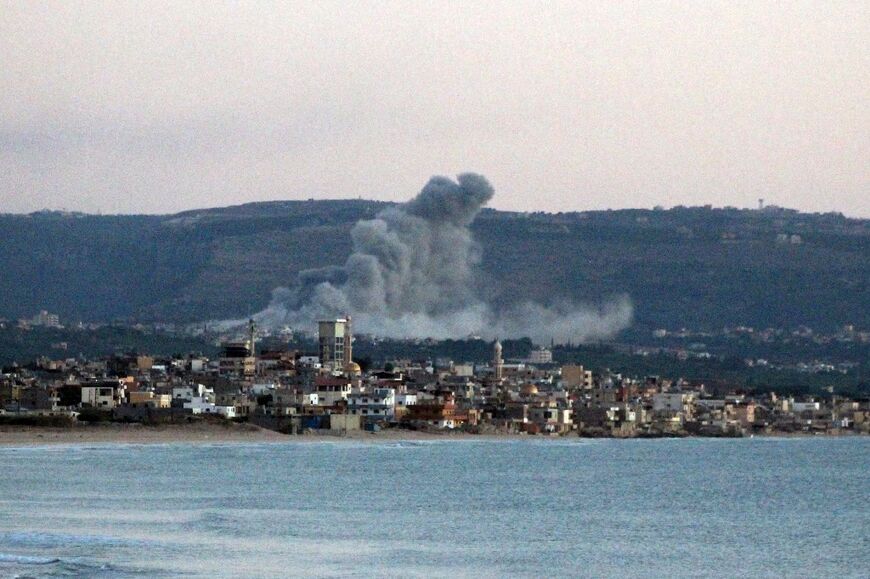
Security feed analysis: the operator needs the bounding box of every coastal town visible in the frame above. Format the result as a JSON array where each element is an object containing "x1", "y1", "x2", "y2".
[{"x1": 2, "y1": 315, "x2": 868, "y2": 439}]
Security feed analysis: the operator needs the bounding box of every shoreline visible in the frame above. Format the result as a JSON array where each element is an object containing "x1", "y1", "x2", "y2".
[
  {"x1": 0, "y1": 423, "x2": 527, "y2": 446},
  {"x1": 0, "y1": 423, "x2": 864, "y2": 447}
]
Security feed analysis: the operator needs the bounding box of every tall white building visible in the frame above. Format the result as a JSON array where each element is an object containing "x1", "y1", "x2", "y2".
[{"x1": 493, "y1": 339, "x2": 504, "y2": 381}]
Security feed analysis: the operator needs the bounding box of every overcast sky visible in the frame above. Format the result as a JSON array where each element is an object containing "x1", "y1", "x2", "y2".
[{"x1": 1, "y1": 1, "x2": 867, "y2": 216}]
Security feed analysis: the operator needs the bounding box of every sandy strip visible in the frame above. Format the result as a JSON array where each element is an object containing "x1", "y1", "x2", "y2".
[
  {"x1": 0, "y1": 423, "x2": 289, "y2": 446},
  {"x1": 0, "y1": 423, "x2": 536, "y2": 446},
  {"x1": 4, "y1": 424, "x2": 837, "y2": 447}
]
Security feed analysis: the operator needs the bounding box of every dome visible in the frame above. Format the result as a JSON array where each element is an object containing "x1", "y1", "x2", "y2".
[
  {"x1": 345, "y1": 361, "x2": 362, "y2": 374},
  {"x1": 520, "y1": 384, "x2": 539, "y2": 396}
]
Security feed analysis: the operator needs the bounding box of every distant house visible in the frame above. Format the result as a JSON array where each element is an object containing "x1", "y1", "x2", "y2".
[
  {"x1": 15, "y1": 386, "x2": 59, "y2": 411},
  {"x1": 405, "y1": 390, "x2": 465, "y2": 429},
  {"x1": 315, "y1": 376, "x2": 352, "y2": 406},
  {"x1": 528, "y1": 404, "x2": 572, "y2": 434},
  {"x1": 172, "y1": 384, "x2": 213, "y2": 402},
  {"x1": 79, "y1": 380, "x2": 126, "y2": 409},
  {"x1": 127, "y1": 391, "x2": 171, "y2": 409},
  {"x1": 528, "y1": 348, "x2": 553, "y2": 365},
  {"x1": 183, "y1": 396, "x2": 236, "y2": 418},
  {"x1": 348, "y1": 388, "x2": 396, "y2": 421}
]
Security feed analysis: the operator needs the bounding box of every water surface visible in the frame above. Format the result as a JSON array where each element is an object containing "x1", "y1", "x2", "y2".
[{"x1": 1, "y1": 437, "x2": 867, "y2": 577}]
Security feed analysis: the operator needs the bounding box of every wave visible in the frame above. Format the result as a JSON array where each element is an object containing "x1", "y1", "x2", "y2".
[
  {"x1": 0, "y1": 531, "x2": 137, "y2": 549},
  {"x1": 0, "y1": 553, "x2": 61, "y2": 565},
  {"x1": 180, "y1": 511, "x2": 258, "y2": 539},
  {"x1": 0, "y1": 552, "x2": 161, "y2": 578}
]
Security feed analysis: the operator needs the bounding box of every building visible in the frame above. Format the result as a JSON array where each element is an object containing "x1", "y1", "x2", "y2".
[
  {"x1": 528, "y1": 405, "x2": 573, "y2": 434},
  {"x1": 318, "y1": 317, "x2": 353, "y2": 372},
  {"x1": 652, "y1": 392, "x2": 694, "y2": 426},
  {"x1": 728, "y1": 402, "x2": 756, "y2": 428},
  {"x1": 81, "y1": 380, "x2": 126, "y2": 409},
  {"x1": 173, "y1": 382, "x2": 233, "y2": 417},
  {"x1": 790, "y1": 400, "x2": 821, "y2": 414},
  {"x1": 17, "y1": 385, "x2": 59, "y2": 411},
  {"x1": 394, "y1": 393, "x2": 417, "y2": 419},
  {"x1": 172, "y1": 383, "x2": 214, "y2": 402},
  {"x1": 405, "y1": 390, "x2": 465, "y2": 429},
  {"x1": 31, "y1": 310, "x2": 61, "y2": 328},
  {"x1": 453, "y1": 363, "x2": 474, "y2": 377},
  {"x1": 219, "y1": 341, "x2": 255, "y2": 376},
  {"x1": 297, "y1": 355, "x2": 321, "y2": 368},
  {"x1": 562, "y1": 365, "x2": 593, "y2": 389},
  {"x1": 257, "y1": 350, "x2": 297, "y2": 376},
  {"x1": 184, "y1": 397, "x2": 237, "y2": 418},
  {"x1": 653, "y1": 392, "x2": 691, "y2": 413},
  {"x1": 528, "y1": 348, "x2": 553, "y2": 364},
  {"x1": 127, "y1": 391, "x2": 171, "y2": 409},
  {"x1": 348, "y1": 388, "x2": 396, "y2": 421},
  {"x1": 314, "y1": 376, "x2": 352, "y2": 406},
  {"x1": 493, "y1": 340, "x2": 504, "y2": 381}
]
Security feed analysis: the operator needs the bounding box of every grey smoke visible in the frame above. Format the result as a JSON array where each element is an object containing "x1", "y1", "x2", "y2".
[{"x1": 244, "y1": 173, "x2": 632, "y2": 343}]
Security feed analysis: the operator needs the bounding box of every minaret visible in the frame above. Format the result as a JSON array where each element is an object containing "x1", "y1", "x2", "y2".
[
  {"x1": 493, "y1": 339, "x2": 503, "y2": 381},
  {"x1": 248, "y1": 319, "x2": 257, "y2": 358},
  {"x1": 344, "y1": 314, "x2": 353, "y2": 369}
]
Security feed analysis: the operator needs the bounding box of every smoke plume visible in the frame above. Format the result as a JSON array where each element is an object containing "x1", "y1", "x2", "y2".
[{"x1": 242, "y1": 173, "x2": 632, "y2": 343}]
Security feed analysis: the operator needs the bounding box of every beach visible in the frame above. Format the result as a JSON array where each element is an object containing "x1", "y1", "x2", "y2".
[
  {"x1": 0, "y1": 422, "x2": 289, "y2": 446},
  {"x1": 0, "y1": 423, "x2": 537, "y2": 446},
  {"x1": 2, "y1": 423, "x2": 860, "y2": 446}
]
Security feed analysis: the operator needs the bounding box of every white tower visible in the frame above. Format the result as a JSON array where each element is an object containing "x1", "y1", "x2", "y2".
[
  {"x1": 248, "y1": 319, "x2": 257, "y2": 358},
  {"x1": 493, "y1": 339, "x2": 504, "y2": 381}
]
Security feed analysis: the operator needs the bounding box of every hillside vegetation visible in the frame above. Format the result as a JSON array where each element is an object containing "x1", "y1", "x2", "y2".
[{"x1": 1, "y1": 202, "x2": 867, "y2": 333}]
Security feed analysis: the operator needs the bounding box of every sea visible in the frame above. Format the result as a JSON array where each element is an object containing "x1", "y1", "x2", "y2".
[{"x1": 0, "y1": 437, "x2": 867, "y2": 578}]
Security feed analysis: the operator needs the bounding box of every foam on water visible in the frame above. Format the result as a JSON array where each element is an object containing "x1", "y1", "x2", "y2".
[
  {"x1": 0, "y1": 532, "x2": 141, "y2": 549},
  {"x1": 0, "y1": 553, "x2": 157, "y2": 579},
  {"x1": 0, "y1": 553, "x2": 61, "y2": 564}
]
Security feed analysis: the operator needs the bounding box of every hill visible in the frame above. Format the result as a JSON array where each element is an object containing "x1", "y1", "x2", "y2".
[{"x1": 1, "y1": 202, "x2": 867, "y2": 334}]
